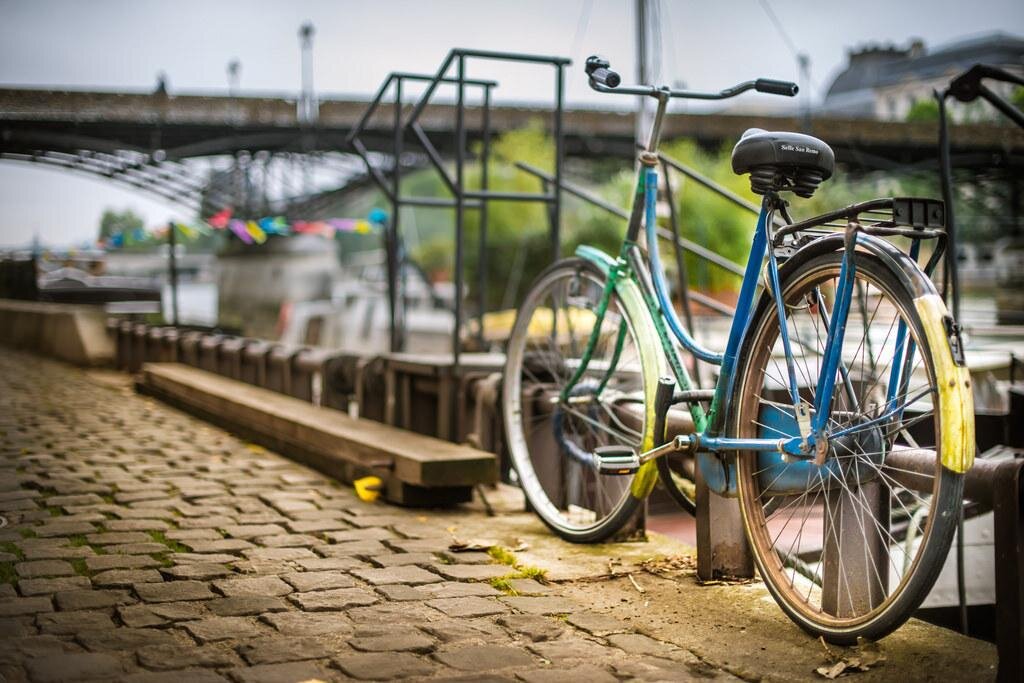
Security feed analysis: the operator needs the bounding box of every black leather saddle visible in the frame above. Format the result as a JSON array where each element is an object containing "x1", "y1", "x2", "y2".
[{"x1": 731, "y1": 128, "x2": 835, "y2": 198}]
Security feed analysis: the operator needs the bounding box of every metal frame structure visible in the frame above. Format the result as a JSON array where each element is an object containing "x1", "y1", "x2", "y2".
[{"x1": 346, "y1": 49, "x2": 571, "y2": 369}]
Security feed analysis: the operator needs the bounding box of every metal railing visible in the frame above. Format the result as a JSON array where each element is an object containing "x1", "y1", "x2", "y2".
[{"x1": 346, "y1": 49, "x2": 571, "y2": 371}]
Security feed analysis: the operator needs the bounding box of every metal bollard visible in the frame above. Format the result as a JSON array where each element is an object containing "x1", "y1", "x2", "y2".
[
  {"x1": 292, "y1": 347, "x2": 337, "y2": 404},
  {"x1": 178, "y1": 330, "x2": 204, "y2": 367},
  {"x1": 240, "y1": 339, "x2": 274, "y2": 387},
  {"x1": 217, "y1": 337, "x2": 248, "y2": 380},
  {"x1": 197, "y1": 334, "x2": 224, "y2": 374},
  {"x1": 160, "y1": 327, "x2": 179, "y2": 363},
  {"x1": 116, "y1": 320, "x2": 134, "y2": 371},
  {"x1": 264, "y1": 344, "x2": 304, "y2": 395},
  {"x1": 145, "y1": 327, "x2": 166, "y2": 363},
  {"x1": 129, "y1": 323, "x2": 149, "y2": 373}
]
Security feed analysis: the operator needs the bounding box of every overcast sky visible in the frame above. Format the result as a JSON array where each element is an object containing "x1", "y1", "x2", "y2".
[{"x1": 1, "y1": 0, "x2": 1022, "y2": 247}]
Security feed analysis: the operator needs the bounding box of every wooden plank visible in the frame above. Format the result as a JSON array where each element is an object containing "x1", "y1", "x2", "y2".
[{"x1": 140, "y1": 363, "x2": 497, "y2": 489}]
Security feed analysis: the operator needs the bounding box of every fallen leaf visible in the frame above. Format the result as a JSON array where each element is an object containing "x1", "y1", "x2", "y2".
[
  {"x1": 816, "y1": 662, "x2": 847, "y2": 679},
  {"x1": 448, "y1": 539, "x2": 498, "y2": 552}
]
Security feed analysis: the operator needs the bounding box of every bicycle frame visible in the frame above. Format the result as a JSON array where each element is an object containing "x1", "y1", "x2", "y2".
[{"x1": 563, "y1": 92, "x2": 872, "y2": 483}]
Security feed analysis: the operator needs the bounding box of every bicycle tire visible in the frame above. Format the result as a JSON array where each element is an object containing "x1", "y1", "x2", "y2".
[
  {"x1": 502, "y1": 257, "x2": 663, "y2": 543},
  {"x1": 730, "y1": 249, "x2": 969, "y2": 643}
]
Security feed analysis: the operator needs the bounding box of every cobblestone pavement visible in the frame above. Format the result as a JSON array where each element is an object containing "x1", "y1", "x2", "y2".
[{"x1": 0, "y1": 350, "x2": 743, "y2": 683}]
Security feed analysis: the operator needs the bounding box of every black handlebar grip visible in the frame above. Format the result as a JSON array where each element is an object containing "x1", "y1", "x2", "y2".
[
  {"x1": 590, "y1": 67, "x2": 621, "y2": 88},
  {"x1": 755, "y1": 78, "x2": 799, "y2": 96}
]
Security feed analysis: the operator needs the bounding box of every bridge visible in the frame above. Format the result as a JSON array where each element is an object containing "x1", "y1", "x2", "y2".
[{"x1": 2, "y1": 86, "x2": 1022, "y2": 214}]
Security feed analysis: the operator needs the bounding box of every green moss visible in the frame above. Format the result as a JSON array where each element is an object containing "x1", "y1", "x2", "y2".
[
  {"x1": 69, "y1": 558, "x2": 90, "y2": 576},
  {"x1": 487, "y1": 546, "x2": 517, "y2": 566},
  {"x1": 517, "y1": 565, "x2": 548, "y2": 582},
  {"x1": 19, "y1": 527, "x2": 36, "y2": 539},
  {"x1": 151, "y1": 552, "x2": 174, "y2": 568},
  {"x1": 0, "y1": 561, "x2": 16, "y2": 585},
  {"x1": 488, "y1": 575, "x2": 518, "y2": 595},
  {"x1": 101, "y1": 495, "x2": 115, "y2": 504},
  {"x1": 0, "y1": 541, "x2": 23, "y2": 560},
  {"x1": 67, "y1": 535, "x2": 89, "y2": 547},
  {"x1": 149, "y1": 531, "x2": 188, "y2": 553},
  {"x1": 47, "y1": 507, "x2": 62, "y2": 517}
]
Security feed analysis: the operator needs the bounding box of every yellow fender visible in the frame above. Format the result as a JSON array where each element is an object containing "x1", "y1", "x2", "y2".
[{"x1": 914, "y1": 294, "x2": 975, "y2": 473}]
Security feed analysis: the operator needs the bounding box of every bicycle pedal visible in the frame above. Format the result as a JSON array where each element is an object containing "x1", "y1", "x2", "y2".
[{"x1": 594, "y1": 445, "x2": 640, "y2": 475}]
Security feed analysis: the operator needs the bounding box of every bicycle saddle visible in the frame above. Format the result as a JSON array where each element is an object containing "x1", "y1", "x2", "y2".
[{"x1": 731, "y1": 128, "x2": 835, "y2": 198}]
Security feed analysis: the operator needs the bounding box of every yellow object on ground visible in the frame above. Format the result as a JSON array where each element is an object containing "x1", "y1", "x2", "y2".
[{"x1": 354, "y1": 476, "x2": 383, "y2": 502}]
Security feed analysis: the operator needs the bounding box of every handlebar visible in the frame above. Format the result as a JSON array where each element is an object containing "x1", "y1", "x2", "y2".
[{"x1": 585, "y1": 54, "x2": 797, "y2": 101}]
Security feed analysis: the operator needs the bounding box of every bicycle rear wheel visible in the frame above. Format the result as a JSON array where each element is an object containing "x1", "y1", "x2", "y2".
[
  {"x1": 502, "y1": 257, "x2": 662, "y2": 543},
  {"x1": 730, "y1": 249, "x2": 970, "y2": 643}
]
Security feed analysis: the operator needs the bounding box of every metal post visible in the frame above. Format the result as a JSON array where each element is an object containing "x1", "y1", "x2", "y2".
[
  {"x1": 389, "y1": 77, "x2": 404, "y2": 352},
  {"x1": 821, "y1": 481, "x2": 889, "y2": 617},
  {"x1": 696, "y1": 466, "x2": 753, "y2": 580},
  {"x1": 454, "y1": 55, "x2": 466, "y2": 373},
  {"x1": 552, "y1": 64, "x2": 564, "y2": 263},
  {"x1": 166, "y1": 221, "x2": 179, "y2": 326},
  {"x1": 476, "y1": 85, "x2": 492, "y2": 350}
]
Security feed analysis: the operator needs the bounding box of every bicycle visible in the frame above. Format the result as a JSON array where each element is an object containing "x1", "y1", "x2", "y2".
[{"x1": 501, "y1": 55, "x2": 975, "y2": 643}]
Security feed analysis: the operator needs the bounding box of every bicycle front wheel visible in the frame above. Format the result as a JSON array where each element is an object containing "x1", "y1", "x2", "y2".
[
  {"x1": 502, "y1": 257, "x2": 662, "y2": 543},
  {"x1": 731, "y1": 249, "x2": 970, "y2": 643}
]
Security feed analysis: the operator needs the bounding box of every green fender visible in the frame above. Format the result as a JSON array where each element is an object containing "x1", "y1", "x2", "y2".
[{"x1": 575, "y1": 245, "x2": 664, "y2": 499}]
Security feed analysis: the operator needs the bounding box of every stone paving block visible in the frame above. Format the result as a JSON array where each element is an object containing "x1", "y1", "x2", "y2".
[
  {"x1": 54, "y1": 587, "x2": 134, "y2": 611},
  {"x1": 21, "y1": 545, "x2": 94, "y2": 561},
  {"x1": 255, "y1": 534, "x2": 320, "y2": 548},
  {"x1": 425, "y1": 582, "x2": 502, "y2": 599},
  {"x1": 517, "y1": 664, "x2": 618, "y2": 683},
  {"x1": 136, "y1": 643, "x2": 241, "y2": 670},
  {"x1": 316, "y1": 540, "x2": 387, "y2": 557},
  {"x1": 281, "y1": 571, "x2": 355, "y2": 592},
  {"x1": 416, "y1": 617, "x2": 507, "y2": 645},
  {"x1": 385, "y1": 538, "x2": 453, "y2": 554},
  {"x1": 160, "y1": 563, "x2": 235, "y2": 581},
  {"x1": 429, "y1": 563, "x2": 511, "y2": 582},
  {"x1": 85, "y1": 555, "x2": 162, "y2": 572},
  {"x1": 182, "y1": 539, "x2": 254, "y2": 554},
  {"x1": 45, "y1": 494, "x2": 103, "y2": 507},
  {"x1": 499, "y1": 596, "x2": 578, "y2": 615},
  {"x1": 181, "y1": 616, "x2": 266, "y2": 643},
  {"x1": 120, "y1": 669, "x2": 230, "y2": 683},
  {"x1": 427, "y1": 596, "x2": 508, "y2": 618},
  {"x1": 436, "y1": 551, "x2": 494, "y2": 565},
  {"x1": 0, "y1": 615, "x2": 31, "y2": 637},
  {"x1": 373, "y1": 584, "x2": 425, "y2": 601},
  {"x1": 347, "y1": 602, "x2": 436, "y2": 625},
  {"x1": 527, "y1": 637, "x2": 611, "y2": 662},
  {"x1": 348, "y1": 629, "x2": 435, "y2": 654},
  {"x1": 18, "y1": 576, "x2": 91, "y2": 596},
  {"x1": 288, "y1": 587, "x2": 378, "y2": 612},
  {"x1": 565, "y1": 611, "x2": 630, "y2": 637},
  {"x1": 260, "y1": 610, "x2": 353, "y2": 636},
  {"x1": 15, "y1": 560, "x2": 75, "y2": 578},
  {"x1": 33, "y1": 521, "x2": 97, "y2": 537},
  {"x1": 172, "y1": 553, "x2": 240, "y2": 564},
  {"x1": 350, "y1": 566, "x2": 442, "y2": 586},
  {"x1": 85, "y1": 532, "x2": 152, "y2": 545},
  {"x1": 324, "y1": 527, "x2": 395, "y2": 543},
  {"x1": 0, "y1": 596, "x2": 54, "y2": 616},
  {"x1": 284, "y1": 519, "x2": 350, "y2": 534},
  {"x1": 219, "y1": 524, "x2": 286, "y2": 539},
  {"x1": 240, "y1": 547, "x2": 316, "y2": 562},
  {"x1": 434, "y1": 644, "x2": 535, "y2": 671},
  {"x1": 78, "y1": 626, "x2": 181, "y2": 652},
  {"x1": 36, "y1": 610, "x2": 116, "y2": 635},
  {"x1": 118, "y1": 601, "x2": 211, "y2": 628},
  {"x1": 212, "y1": 575, "x2": 292, "y2": 598},
  {"x1": 496, "y1": 614, "x2": 565, "y2": 642},
  {"x1": 334, "y1": 651, "x2": 435, "y2": 680},
  {"x1": 164, "y1": 528, "x2": 222, "y2": 541},
  {"x1": 104, "y1": 519, "x2": 170, "y2": 532},
  {"x1": 206, "y1": 596, "x2": 290, "y2": 617},
  {"x1": 134, "y1": 580, "x2": 216, "y2": 603},
  {"x1": 506, "y1": 579, "x2": 552, "y2": 596},
  {"x1": 24, "y1": 651, "x2": 125, "y2": 682},
  {"x1": 104, "y1": 542, "x2": 172, "y2": 555},
  {"x1": 228, "y1": 660, "x2": 332, "y2": 683},
  {"x1": 370, "y1": 552, "x2": 437, "y2": 568},
  {"x1": 91, "y1": 569, "x2": 164, "y2": 587},
  {"x1": 236, "y1": 636, "x2": 333, "y2": 665},
  {"x1": 606, "y1": 632, "x2": 680, "y2": 657}
]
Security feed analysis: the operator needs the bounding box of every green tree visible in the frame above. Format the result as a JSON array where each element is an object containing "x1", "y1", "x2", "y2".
[
  {"x1": 98, "y1": 207, "x2": 144, "y2": 242},
  {"x1": 905, "y1": 98, "x2": 940, "y2": 123}
]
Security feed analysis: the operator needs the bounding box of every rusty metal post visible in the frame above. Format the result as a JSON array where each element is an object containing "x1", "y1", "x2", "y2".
[
  {"x1": 696, "y1": 467, "x2": 753, "y2": 580},
  {"x1": 991, "y1": 458, "x2": 1023, "y2": 683}
]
